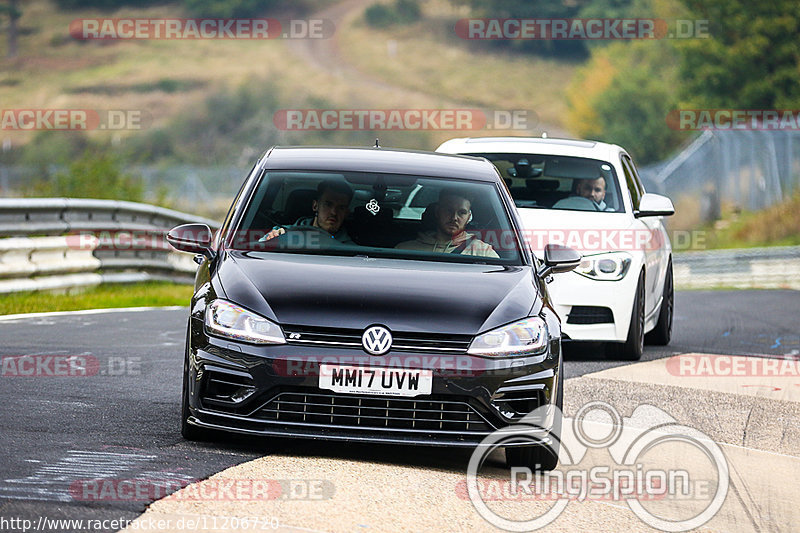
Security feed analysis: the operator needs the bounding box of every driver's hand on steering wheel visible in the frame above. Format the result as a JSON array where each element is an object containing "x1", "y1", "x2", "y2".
[{"x1": 259, "y1": 227, "x2": 286, "y2": 242}]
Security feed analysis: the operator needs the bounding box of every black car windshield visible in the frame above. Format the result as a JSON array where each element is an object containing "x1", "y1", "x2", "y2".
[
  {"x1": 229, "y1": 170, "x2": 523, "y2": 265},
  {"x1": 466, "y1": 153, "x2": 625, "y2": 213}
]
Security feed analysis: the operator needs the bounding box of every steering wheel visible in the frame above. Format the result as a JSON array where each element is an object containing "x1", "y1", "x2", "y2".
[
  {"x1": 554, "y1": 195, "x2": 600, "y2": 211},
  {"x1": 277, "y1": 225, "x2": 345, "y2": 248}
]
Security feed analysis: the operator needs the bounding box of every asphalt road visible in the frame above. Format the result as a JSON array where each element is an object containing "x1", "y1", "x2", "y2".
[
  {"x1": 561, "y1": 289, "x2": 800, "y2": 378},
  {"x1": 0, "y1": 290, "x2": 797, "y2": 532}
]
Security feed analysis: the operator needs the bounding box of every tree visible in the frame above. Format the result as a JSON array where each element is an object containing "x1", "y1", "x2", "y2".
[
  {"x1": 0, "y1": 0, "x2": 20, "y2": 58},
  {"x1": 567, "y1": 41, "x2": 687, "y2": 163},
  {"x1": 675, "y1": 0, "x2": 800, "y2": 108}
]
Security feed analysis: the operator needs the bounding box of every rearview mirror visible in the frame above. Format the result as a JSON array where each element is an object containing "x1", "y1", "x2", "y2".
[
  {"x1": 166, "y1": 223, "x2": 214, "y2": 256},
  {"x1": 537, "y1": 244, "x2": 581, "y2": 279},
  {"x1": 635, "y1": 193, "x2": 675, "y2": 218}
]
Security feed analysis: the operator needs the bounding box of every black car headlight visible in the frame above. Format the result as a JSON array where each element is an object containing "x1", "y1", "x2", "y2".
[
  {"x1": 204, "y1": 299, "x2": 286, "y2": 345},
  {"x1": 468, "y1": 317, "x2": 548, "y2": 357}
]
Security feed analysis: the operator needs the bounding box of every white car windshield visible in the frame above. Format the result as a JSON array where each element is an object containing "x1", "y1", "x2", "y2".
[{"x1": 466, "y1": 153, "x2": 625, "y2": 213}]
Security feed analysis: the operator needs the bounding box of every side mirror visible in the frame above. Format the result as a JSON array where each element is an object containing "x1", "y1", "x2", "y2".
[
  {"x1": 635, "y1": 193, "x2": 675, "y2": 218},
  {"x1": 537, "y1": 244, "x2": 581, "y2": 279},
  {"x1": 166, "y1": 223, "x2": 214, "y2": 256}
]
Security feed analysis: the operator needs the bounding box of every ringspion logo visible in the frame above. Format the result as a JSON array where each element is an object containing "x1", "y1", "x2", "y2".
[{"x1": 466, "y1": 401, "x2": 729, "y2": 531}]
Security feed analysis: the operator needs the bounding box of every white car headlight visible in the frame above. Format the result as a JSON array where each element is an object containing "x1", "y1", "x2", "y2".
[
  {"x1": 468, "y1": 317, "x2": 548, "y2": 357},
  {"x1": 205, "y1": 299, "x2": 286, "y2": 344},
  {"x1": 575, "y1": 252, "x2": 632, "y2": 281}
]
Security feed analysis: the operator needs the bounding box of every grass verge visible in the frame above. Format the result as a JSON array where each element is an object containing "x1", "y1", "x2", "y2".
[
  {"x1": 678, "y1": 192, "x2": 800, "y2": 251},
  {"x1": 0, "y1": 281, "x2": 193, "y2": 316}
]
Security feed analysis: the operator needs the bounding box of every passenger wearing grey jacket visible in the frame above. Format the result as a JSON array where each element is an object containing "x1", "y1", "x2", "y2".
[{"x1": 396, "y1": 189, "x2": 498, "y2": 258}]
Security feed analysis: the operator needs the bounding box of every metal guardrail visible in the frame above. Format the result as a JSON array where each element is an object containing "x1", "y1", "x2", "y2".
[
  {"x1": 0, "y1": 198, "x2": 220, "y2": 293},
  {"x1": 1, "y1": 198, "x2": 797, "y2": 293},
  {"x1": 0, "y1": 198, "x2": 219, "y2": 235},
  {"x1": 673, "y1": 246, "x2": 800, "y2": 290},
  {"x1": 640, "y1": 129, "x2": 800, "y2": 221}
]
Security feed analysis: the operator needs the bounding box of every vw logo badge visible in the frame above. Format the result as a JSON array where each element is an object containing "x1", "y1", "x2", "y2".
[{"x1": 362, "y1": 326, "x2": 392, "y2": 355}]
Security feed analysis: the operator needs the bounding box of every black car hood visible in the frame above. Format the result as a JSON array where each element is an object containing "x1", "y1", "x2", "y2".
[{"x1": 216, "y1": 251, "x2": 539, "y2": 335}]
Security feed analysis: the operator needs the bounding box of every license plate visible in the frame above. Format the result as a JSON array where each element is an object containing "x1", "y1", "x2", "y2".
[{"x1": 319, "y1": 364, "x2": 433, "y2": 397}]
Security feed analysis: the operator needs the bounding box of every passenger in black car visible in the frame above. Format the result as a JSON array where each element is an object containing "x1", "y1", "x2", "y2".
[{"x1": 395, "y1": 188, "x2": 499, "y2": 257}]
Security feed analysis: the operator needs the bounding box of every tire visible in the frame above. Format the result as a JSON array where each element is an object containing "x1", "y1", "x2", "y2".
[
  {"x1": 181, "y1": 323, "x2": 212, "y2": 441},
  {"x1": 608, "y1": 272, "x2": 645, "y2": 361},
  {"x1": 645, "y1": 260, "x2": 673, "y2": 346},
  {"x1": 505, "y1": 359, "x2": 563, "y2": 472}
]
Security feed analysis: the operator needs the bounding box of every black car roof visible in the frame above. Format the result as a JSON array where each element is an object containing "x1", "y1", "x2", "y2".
[{"x1": 260, "y1": 146, "x2": 501, "y2": 182}]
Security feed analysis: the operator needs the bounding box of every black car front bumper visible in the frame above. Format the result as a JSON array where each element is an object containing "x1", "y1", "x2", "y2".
[{"x1": 185, "y1": 321, "x2": 561, "y2": 448}]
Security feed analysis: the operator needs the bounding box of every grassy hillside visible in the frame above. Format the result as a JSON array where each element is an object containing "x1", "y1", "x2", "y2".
[
  {"x1": 338, "y1": 0, "x2": 575, "y2": 134},
  {"x1": 1, "y1": 0, "x2": 575, "y2": 156},
  {"x1": 0, "y1": 1, "x2": 344, "y2": 146}
]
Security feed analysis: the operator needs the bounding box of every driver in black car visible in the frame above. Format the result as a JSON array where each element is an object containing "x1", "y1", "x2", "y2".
[{"x1": 260, "y1": 180, "x2": 354, "y2": 243}]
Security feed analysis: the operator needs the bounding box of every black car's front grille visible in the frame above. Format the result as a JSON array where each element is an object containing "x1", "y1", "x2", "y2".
[
  {"x1": 567, "y1": 306, "x2": 614, "y2": 324},
  {"x1": 282, "y1": 325, "x2": 472, "y2": 353},
  {"x1": 255, "y1": 391, "x2": 493, "y2": 433}
]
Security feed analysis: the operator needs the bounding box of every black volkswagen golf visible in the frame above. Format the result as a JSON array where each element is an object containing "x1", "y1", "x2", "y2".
[{"x1": 167, "y1": 146, "x2": 579, "y2": 470}]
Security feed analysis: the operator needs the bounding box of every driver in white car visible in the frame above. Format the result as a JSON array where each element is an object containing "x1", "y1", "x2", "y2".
[{"x1": 553, "y1": 176, "x2": 615, "y2": 211}]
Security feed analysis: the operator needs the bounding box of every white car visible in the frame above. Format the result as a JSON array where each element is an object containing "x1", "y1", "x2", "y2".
[{"x1": 437, "y1": 137, "x2": 675, "y2": 360}]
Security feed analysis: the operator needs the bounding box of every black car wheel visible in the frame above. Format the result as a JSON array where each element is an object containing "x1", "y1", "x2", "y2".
[
  {"x1": 645, "y1": 259, "x2": 673, "y2": 346},
  {"x1": 505, "y1": 358, "x2": 563, "y2": 472},
  {"x1": 181, "y1": 323, "x2": 212, "y2": 441},
  {"x1": 608, "y1": 271, "x2": 645, "y2": 361}
]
